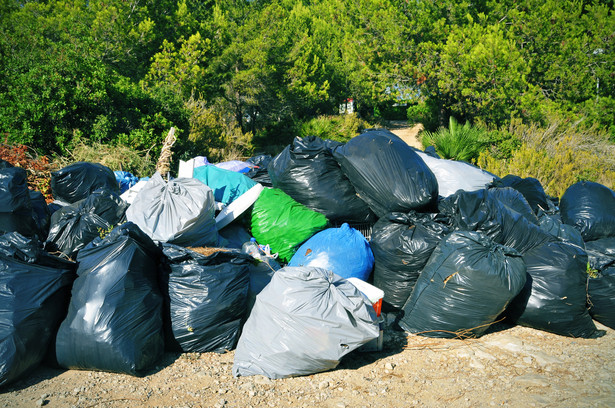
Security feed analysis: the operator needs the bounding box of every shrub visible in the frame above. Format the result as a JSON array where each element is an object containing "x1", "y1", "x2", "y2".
[
  {"x1": 298, "y1": 113, "x2": 373, "y2": 143},
  {"x1": 421, "y1": 117, "x2": 488, "y2": 162},
  {"x1": 0, "y1": 139, "x2": 53, "y2": 202},
  {"x1": 476, "y1": 119, "x2": 615, "y2": 197},
  {"x1": 52, "y1": 142, "x2": 157, "y2": 179}
]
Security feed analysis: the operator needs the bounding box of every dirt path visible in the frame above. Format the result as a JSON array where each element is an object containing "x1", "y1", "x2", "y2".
[
  {"x1": 1, "y1": 318, "x2": 613, "y2": 408},
  {"x1": 388, "y1": 120, "x2": 424, "y2": 150}
]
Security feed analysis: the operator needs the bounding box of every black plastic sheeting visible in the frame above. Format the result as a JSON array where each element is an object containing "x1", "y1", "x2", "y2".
[
  {"x1": 51, "y1": 162, "x2": 119, "y2": 204},
  {"x1": 332, "y1": 130, "x2": 438, "y2": 217},
  {"x1": 55, "y1": 222, "x2": 164, "y2": 375},
  {"x1": 269, "y1": 136, "x2": 374, "y2": 223},
  {"x1": 398, "y1": 231, "x2": 526, "y2": 338},
  {"x1": 0, "y1": 167, "x2": 45, "y2": 240},
  {"x1": 439, "y1": 187, "x2": 552, "y2": 254},
  {"x1": 45, "y1": 188, "x2": 128, "y2": 259},
  {"x1": 506, "y1": 239, "x2": 602, "y2": 338},
  {"x1": 245, "y1": 154, "x2": 273, "y2": 187},
  {"x1": 585, "y1": 238, "x2": 615, "y2": 329},
  {"x1": 161, "y1": 244, "x2": 252, "y2": 353},
  {"x1": 370, "y1": 211, "x2": 451, "y2": 312},
  {"x1": 560, "y1": 181, "x2": 615, "y2": 242},
  {"x1": 494, "y1": 175, "x2": 550, "y2": 214},
  {"x1": 0, "y1": 232, "x2": 76, "y2": 387}
]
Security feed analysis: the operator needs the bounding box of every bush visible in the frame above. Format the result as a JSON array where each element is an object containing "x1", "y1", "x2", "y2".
[
  {"x1": 406, "y1": 100, "x2": 439, "y2": 131},
  {"x1": 52, "y1": 142, "x2": 157, "y2": 179},
  {"x1": 421, "y1": 117, "x2": 489, "y2": 162},
  {"x1": 476, "y1": 119, "x2": 615, "y2": 197},
  {"x1": 297, "y1": 114, "x2": 373, "y2": 144}
]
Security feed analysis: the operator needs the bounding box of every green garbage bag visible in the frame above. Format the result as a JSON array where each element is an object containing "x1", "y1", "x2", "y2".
[{"x1": 251, "y1": 188, "x2": 328, "y2": 262}]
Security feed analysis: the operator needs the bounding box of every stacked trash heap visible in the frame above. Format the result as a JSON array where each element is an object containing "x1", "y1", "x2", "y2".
[{"x1": 1, "y1": 129, "x2": 614, "y2": 385}]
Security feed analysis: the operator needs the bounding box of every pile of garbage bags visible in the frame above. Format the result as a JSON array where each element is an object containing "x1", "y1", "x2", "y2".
[{"x1": 0, "y1": 128, "x2": 614, "y2": 386}]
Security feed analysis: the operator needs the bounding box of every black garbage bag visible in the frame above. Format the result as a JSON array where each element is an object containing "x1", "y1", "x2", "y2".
[
  {"x1": 585, "y1": 238, "x2": 615, "y2": 329},
  {"x1": 160, "y1": 244, "x2": 252, "y2": 353},
  {"x1": 0, "y1": 167, "x2": 43, "y2": 239},
  {"x1": 0, "y1": 159, "x2": 13, "y2": 169},
  {"x1": 269, "y1": 136, "x2": 374, "y2": 223},
  {"x1": 332, "y1": 129, "x2": 438, "y2": 217},
  {"x1": 398, "y1": 231, "x2": 526, "y2": 338},
  {"x1": 0, "y1": 232, "x2": 76, "y2": 387},
  {"x1": 587, "y1": 267, "x2": 615, "y2": 329},
  {"x1": 29, "y1": 191, "x2": 51, "y2": 240},
  {"x1": 439, "y1": 187, "x2": 551, "y2": 254},
  {"x1": 55, "y1": 222, "x2": 164, "y2": 375},
  {"x1": 370, "y1": 211, "x2": 451, "y2": 312},
  {"x1": 536, "y1": 210, "x2": 585, "y2": 248},
  {"x1": 494, "y1": 175, "x2": 550, "y2": 214},
  {"x1": 560, "y1": 181, "x2": 615, "y2": 242},
  {"x1": 45, "y1": 188, "x2": 128, "y2": 259},
  {"x1": 232, "y1": 266, "x2": 379, "y2": 379},
  {"x1": 245, "y1": 154, "x2": 273, "y2": 187},
  {"x1": 506, "y1": 239, "x2": 601, "y2": 338},
  {"x1": 51, "y1": 162, "x2": 119, "y2": 204}
]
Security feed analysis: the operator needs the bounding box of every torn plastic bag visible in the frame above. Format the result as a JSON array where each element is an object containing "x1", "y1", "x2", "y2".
[
  {"x1": 126, "y1": 173, "x2": 218, "y2": 247},
  {"x1": 370, "y1": 211, "x2": 451, "y2": 312},
  {"x1": 245, "y1": 154, "x2": 273, "y2": 187},
  {"x1": 505, "y1": 239, "x2": 601, "y2": 338},
  {"x1": 0, "y1": 232, "x2": 76, "y2": 387},
  {"x1": 50, "y1": 162, "x2": 119, "y2": 204},
  {"x1": 250, "y1": 188, "x2": 329, "y2": 263},
  {"x1": 560, "y1": 181, "x2": 615, "y2": 242},
  {"x1": 398, "y1": 231, "x2": 526, "y2": 338},
  {"x1": 438, "y1": 187, "x2": 551, "y2": 254},
  {"x1": 160, "y1": 244, "x2": 252, "y2": 353},
  {"x1": 55, "y1": 222, "x2": 164, "y2": 375},
  {"x1": 215, "y1": 160, "x2": 253, "y2": 173},
  {"x1": 45, "y1": 188, "x2": 128, "y2": 259},
  {"x1": 269, "y1": 136, "x2": 374, "y2": 223},
  {"x1": 537, "y1": 210, "x2": 585, "y2": 248},
  {"x1": 414, "y1": 151, "x2": 496, "y2": 197},
  {"x1": 288, "y1": 223, "x2": 374, "y2": 281},
  {"x1": 332, "y1": 129, "x2": 438, "y2": 217},
  {"x1": 493, "y1": 175, "x2": 550, "y2": 214},
  {"x1": 193, "y1": 165, "x2": 257, "y2": 205},
  {"x1": 232, "y1": 267, "x2": 379, "y2": 379},
  {"x1": 0, "y1": 167, "x2": 43, "y2": 239}
]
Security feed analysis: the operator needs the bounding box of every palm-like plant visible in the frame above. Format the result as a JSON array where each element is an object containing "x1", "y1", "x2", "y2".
[{"x1": 421, "y1": 116, "x2": 487, "y2": 162}]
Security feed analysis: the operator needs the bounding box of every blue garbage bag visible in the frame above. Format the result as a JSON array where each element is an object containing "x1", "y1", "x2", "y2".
[
  {"x1": 288, "y1": 223, "x2": 374, "y2": 281},
  {"x1": 114, "y1": 171, "x2": 139, "y2": 194}
]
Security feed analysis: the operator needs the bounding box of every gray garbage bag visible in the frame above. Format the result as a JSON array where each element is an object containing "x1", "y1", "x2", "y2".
[
  {"x1": 126, "y1": 173, "x2": 218, "y2": 247},
  {"x1": 232, "y1": 267, "x2": 379, "y2": 379}
]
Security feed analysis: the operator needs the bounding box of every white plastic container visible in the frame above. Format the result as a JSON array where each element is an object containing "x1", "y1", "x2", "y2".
[
  {"x1": 215, "y1": 183, "x2": 264, "y2": 230},
  {"x1": 347, "y1": 277, "x2": 384, "y2": 317}
]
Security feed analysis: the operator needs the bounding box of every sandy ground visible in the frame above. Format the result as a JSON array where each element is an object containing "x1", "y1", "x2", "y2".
[
  {"x1": 1, "y1": 316, "x2": 613, "y2": 408},
  {"x1": 388, "y1": 121, "x2": 424, "y2": 150}
]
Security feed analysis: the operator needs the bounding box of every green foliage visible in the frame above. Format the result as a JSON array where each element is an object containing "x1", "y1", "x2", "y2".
[
  {"x1": 421, "y1": 117, "x2": 489, "y2": 162},
  {"x1": 297, "y1": 114, "x2": 372, "y2": 143},
  {"x1": 53, "y1": 141, "x2": 156, "y2": 178},
  {"x1": 476, "y1": 119, "x2": 615, "y2": 197},
  {"x1": 406, "y1": 100, "x2": 439, "y2": 131}
]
